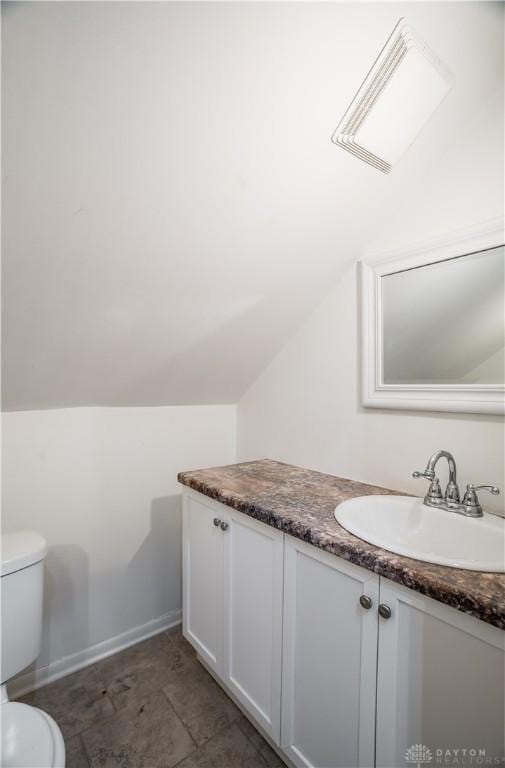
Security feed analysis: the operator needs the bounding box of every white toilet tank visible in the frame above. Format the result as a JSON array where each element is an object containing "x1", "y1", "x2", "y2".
[{"x1": 1, "y1": 531, "x2": 48, "y2": 684}]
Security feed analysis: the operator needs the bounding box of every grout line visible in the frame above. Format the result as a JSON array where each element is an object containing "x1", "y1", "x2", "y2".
[
  {"x1": 79, "y1": 730, "x2": 94, "y2": 766},
  {"x1": 76, "y1": 693, "x2": 118, "y2": 743},
  {"x1": 160, "y1": 685, "x2": 199, "y2": 752},
  {"x1": 75, "y1": 733, "x2": 89, "y2": 767},
  {"x1": 160, "y1": 688, "x2": 199, "y2": 753},
  {"x1": 171, "y1": 718, "x2": 247, "y2": 768},
  {"x1": 161, "y1": 688, "x2": 200, "y2": 768}
]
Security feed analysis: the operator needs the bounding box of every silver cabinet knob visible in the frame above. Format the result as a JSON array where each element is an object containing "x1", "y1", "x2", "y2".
[
  {"x1": 213, "y1": 518, "x2": 221, "y2": 527},
  {"x1": 359, "y1": 595, "x2": 373, "y2": 610},
  {"x1": 220, "y1": 521, "x2": 229, "y2": 531},
  {"x1": 378, "y1": 603, "x2": 392, "y2": 620}
]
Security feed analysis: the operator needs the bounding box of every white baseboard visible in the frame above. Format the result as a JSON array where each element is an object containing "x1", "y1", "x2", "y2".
[{"x1": 8, "y1": 609, "x2": 182, "y2": 700}]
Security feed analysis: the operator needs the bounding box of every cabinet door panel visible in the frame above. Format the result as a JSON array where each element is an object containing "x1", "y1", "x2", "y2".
[
  {"x1": 182, "y1": 494, "x2": 224, "y2": 675},
  {"x1": 376, "y1": 579, "x2": 505, "y2": 768},
  {"x1": 223, "y1": 511, "x2": 283, "y2": 743},
  {"x1": 282, "y1": 536, "x2": 379, "y2": 768}
]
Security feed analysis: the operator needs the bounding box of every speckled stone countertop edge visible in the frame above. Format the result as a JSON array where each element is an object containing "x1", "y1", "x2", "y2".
[{"x1": 178, "y1": 460, "x2": 505, "y2": 631}]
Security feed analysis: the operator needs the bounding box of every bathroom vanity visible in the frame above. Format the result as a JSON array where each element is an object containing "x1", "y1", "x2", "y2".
[{"x1": 178, "y1": 460, "x2": 505, "y2": 768}]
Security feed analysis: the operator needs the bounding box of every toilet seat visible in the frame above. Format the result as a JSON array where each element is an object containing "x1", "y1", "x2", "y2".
[{"x1": 1, "y1": 702, "x2": 65, "y2": 768}]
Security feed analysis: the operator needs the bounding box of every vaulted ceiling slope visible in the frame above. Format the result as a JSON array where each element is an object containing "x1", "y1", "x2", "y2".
[{"x1": 2, "y1": 1, "x2": 503, "y2": 409}]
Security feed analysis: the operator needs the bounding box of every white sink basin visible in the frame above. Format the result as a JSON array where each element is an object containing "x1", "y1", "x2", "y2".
[{"x1": 335, "y1": 495, "x2": 505, "y2": 572}]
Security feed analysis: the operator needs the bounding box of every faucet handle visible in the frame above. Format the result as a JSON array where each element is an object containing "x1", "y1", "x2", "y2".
[
  {"x1": 466, "y1": 484, "x2": 500, "y2": 495},
  {"x1": 413, "y1": 469, "x2": 435, "y2": 480},
  {"x1": 461, "y1": 484, "x2": 500, "y2": 518},
  {"x1": 413, "y1": 471, "x2": 443, "y2": 505}
]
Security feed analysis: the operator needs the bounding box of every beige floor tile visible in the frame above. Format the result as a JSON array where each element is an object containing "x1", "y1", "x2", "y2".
[
  {"x1": 236, "y1": 714, "x2": 287, "y2": 767},
  {"x1": 162, "y1": 657, "x2": 240, "y2": 745},
  {"x1": 176, "y1": 723, "x2": 267, "y2": 768},
  {"x1": 236, "y1": 713, "x2": 265, "y2": 750},
  {"x1": 95, "y1": 633, "x2": 190, "y2": 711},
  {"x1": 165, "y1": 625, "x2": 196, "y2": 659},
  {"x1": 82, "y1": 689, "x2": 195, "y2": 768},
  {"x1": 18, "y1": 629, "x2": 285, "y2": 767},
  {"x1": 65, "y1": 735, "x2": 90, "y2": 768},
  {"x1": 20, "y1": 665, "x2": 114, "y2": 740},
  {"x1": 257, "y1": 740, "x2": 287, "y2": 768}
]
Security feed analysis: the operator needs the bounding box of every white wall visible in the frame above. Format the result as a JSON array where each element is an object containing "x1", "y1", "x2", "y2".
[
  {"x1": 237, "y1": 264, "x2": 504, "y2": 516},
  {"x1": 2, "y1": 405, "x2": 236, "y2": 691},
  {"x1": 237, "y1": 51, "x2": 504, "y2": 515}
]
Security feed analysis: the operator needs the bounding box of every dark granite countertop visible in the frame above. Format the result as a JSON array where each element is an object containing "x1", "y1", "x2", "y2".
[{"x1": 178, "y1": 459, "x2": 505, "y2": 630}]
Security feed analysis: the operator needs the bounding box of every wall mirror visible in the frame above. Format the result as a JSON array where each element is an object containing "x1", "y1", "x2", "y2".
[{"x1": 361, "y1": 219, "x2": 505, "y2": 414}]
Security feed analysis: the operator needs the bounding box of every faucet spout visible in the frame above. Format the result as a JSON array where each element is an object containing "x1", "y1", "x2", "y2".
[
  {"x1": 416, "y1": 449, "x2": 461, "y2": 508},
  {"x1": 425, "y1": 450, "x2": 458, "y2": 487}
]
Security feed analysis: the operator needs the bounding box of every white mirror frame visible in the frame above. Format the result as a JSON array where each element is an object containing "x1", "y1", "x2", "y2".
[{"x1": 361, "y1": 217, "x2": 505, "y2": 415}]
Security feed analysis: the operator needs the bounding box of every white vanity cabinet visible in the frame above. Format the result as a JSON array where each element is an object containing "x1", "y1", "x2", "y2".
[
  {"x1": 281, "y1": 536, "x2": 379, "y2": 768},
  {"x1": 182, "y1": 489, "x2": 505, "y2": 768},
  {"x1": 182, "y1": 491, "x2": 224, "y2": 675},
  {"x1": 376, "y1": 579, "x2": 505, "y2": 768},
  {"x1": 182, "y1": 490, "x2": 284, "y2": 742},
  {"x1": 222, "y1": 502, "x2": 284, "y2": 742}
]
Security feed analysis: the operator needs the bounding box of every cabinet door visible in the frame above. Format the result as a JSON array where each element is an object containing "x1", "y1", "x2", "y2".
[
  {"x1": 281, "y1": 536, "x2": 379, "y2": 768},
  {"x1": 222, "y1": 510, "x2": 284, "y2": 743},
  {"x1": 376, "y1": 578, "x2": 505, "y2": 768},
  {"x1": 182, "y1": 492, "x2": 224, "y2": 675}
]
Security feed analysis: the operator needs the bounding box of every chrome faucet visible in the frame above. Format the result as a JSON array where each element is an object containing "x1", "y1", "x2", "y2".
[{"x1": 413, "y1": 449, "x2": 500, "y2": 518}]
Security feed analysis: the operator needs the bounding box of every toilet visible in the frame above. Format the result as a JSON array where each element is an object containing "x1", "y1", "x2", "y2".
[{"x1": 1, "y1": 531, "x2": 65, "y2": 768}]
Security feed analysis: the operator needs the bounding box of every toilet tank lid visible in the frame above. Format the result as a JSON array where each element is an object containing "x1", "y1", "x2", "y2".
[{"x1": 1, "y1": 531, "x2": 48, "y2": 576}]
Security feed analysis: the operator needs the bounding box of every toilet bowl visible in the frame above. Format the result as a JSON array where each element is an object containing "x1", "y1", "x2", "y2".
[
  {"x1": 1, "y1": 702, "x2": 65, "y2": 768},
  {"x1": 1, "y1": 531, "x2": 65, "y2": 767}
]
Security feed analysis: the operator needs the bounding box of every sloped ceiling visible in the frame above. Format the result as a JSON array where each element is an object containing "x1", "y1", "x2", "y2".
[{"x1": 2, "y1": 1, "x2": 503, "y2": 409}]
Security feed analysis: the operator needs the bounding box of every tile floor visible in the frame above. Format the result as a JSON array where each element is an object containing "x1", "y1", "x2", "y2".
[{"x1": 19, "y1": 626, "x2": 287, "y2": 768}]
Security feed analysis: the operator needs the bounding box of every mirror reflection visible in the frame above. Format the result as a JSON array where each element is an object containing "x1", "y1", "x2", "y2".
[{"x1": 382, "y1": 246, "x2": 505, "y2": 386}]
